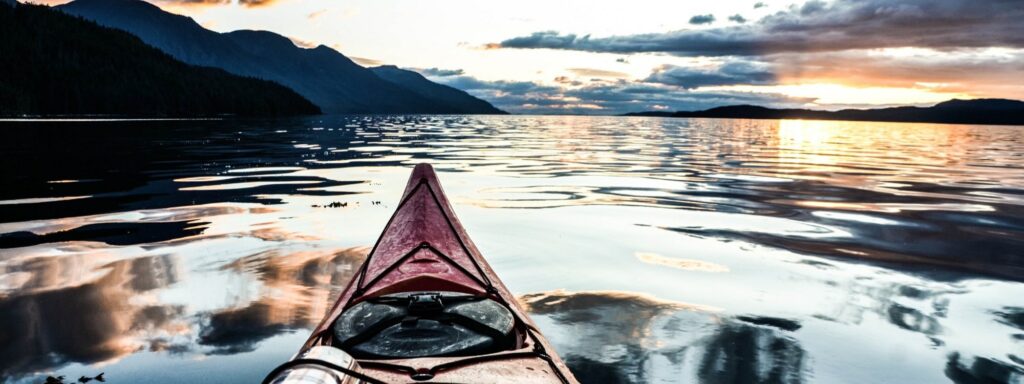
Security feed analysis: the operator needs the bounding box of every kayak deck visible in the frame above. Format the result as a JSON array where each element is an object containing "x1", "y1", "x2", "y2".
[{"x1": 298, "y1": 164, "x2": 577, "y2": 383}]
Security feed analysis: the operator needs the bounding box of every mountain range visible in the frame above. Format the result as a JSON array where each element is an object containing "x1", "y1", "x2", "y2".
[
  {"x1": 624, "y1": 99, "x2": 1024, "y2": 126},
  {"x1": 57, "y1": 0, "x2": 504, "y2": 115},
  {"x1": 0, "y1": 2, "x2": 319, "y2": 117},
  {"x1": 369, "y1": 65, "x2": 505, "y2": 114}
]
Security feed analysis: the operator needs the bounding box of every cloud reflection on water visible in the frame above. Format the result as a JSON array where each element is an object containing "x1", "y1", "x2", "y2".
[
  {"x1": 0, "y1": 253, "x2": 186, "y2": 377},
  {"x1": 0, "y1": 240, "x2": 366, "y2": 380},
  {"x1": 198, "y1": 247, "x2": 365, "y2": 355},
  {"x1": 522, "y1": 290, "x2": 806, "y2": 384},
  {"x1": 524, "y1": 287, "x2": 1023, "y2": 384}
]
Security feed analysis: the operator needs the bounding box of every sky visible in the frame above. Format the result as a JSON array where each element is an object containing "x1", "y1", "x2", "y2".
[{"x1": 36, "y1": 0, "x2": 1024, "y2": 114}]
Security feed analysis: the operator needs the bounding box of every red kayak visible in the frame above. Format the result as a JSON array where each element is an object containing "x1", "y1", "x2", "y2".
[{"x1": 265, "y1": 164, "x2": 578, "y2": 383}]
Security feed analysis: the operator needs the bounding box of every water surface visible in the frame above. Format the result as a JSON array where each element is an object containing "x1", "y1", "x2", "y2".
[{"x1": 1, "y1": 116, "x2": 1022, "y2": 383}]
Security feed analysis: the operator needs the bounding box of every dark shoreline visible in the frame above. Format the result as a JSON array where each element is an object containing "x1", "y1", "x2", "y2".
[{"x1": 624, "y1": 99, "x2": 1024, "y2": 126}]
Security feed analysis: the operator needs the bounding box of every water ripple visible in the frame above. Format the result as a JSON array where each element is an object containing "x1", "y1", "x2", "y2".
[{"x1": 1, "y1": 116, "x2": 1023, "y2": 383}]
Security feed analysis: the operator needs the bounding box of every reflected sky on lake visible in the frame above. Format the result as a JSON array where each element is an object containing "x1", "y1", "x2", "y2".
[{"x1": 0, "y1": 116, "x2": 1022, "y2": 383}]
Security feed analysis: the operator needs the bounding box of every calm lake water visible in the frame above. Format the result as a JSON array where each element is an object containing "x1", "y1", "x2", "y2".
[{"x1": 1, "y1": 116, "x2": 1023, "y2": 384}]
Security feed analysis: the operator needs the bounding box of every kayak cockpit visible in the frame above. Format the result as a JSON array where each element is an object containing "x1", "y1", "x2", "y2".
[{"x1": 332, "y1": 291, "x2": 516, "y2": 359}]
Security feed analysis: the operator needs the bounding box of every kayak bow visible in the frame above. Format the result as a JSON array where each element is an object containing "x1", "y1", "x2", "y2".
[{"x1": 266, "y1": 164, "x2": 578, "y2": 384}]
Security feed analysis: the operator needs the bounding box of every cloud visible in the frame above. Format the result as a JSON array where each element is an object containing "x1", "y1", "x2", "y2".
[
  {"x1": 554, "y1": 76, "x2": 583, "y2": 86},
  {"x1": 754, "y1": 2, "x2": 768, "y2": 9},
  {"x1": 645, "y1": 61, "x2": 776, "y2": 89},
  {"x1": 432, "y1": 75, "x2": 598, "y2": 114},
  {"x1": 415, "y1": 67, "x2": 465, "y2": 77},
  {"x1": 307, "y1": 9, "x2": 327, "y2": 20},
  {"x1": 567, "y1": 68, "x2": 628, "y2": 78},
  {"x1": 771, "y1": 48, "x2": 1024, "y2": 96},
  {"x1": 435, "y1": 76, "x2": 560, "y2": 94},
  {"x1": 455, "y1": 0, "x2": 1024, "y2": 113},
  {"x1": 155, "y1": 0, "x2": 275, "y2": 7},
  {"x1": 560, "y1": 82, "x2": 813, "y2": 114},
  {"x1": 350, "y1": 57, "x2": 383, "y2": 67},
  {"x1": 728, "y1": 14, "x2": 748, "y2": 23},
  {"x1": 433, "y1": 74, "x2": 811, "y2": 115},
  {"x1": 495, "y1": 0, "x2": 1024, "y2": 56},
  {"x1": 498, "y1": 31, "x2": 578, "y2": 50},
  {"x1": 688, "y1": 14, "x2": 716, "y2": 25},
  {"x1": 649, "y1": 47, "x2": 1024, "y2": 98},
  {"x1": 288, "y1": 37, "x2": 317, "y2": 49},
  {"x1": 797, "y1": 0, "x2": 827, "y2": 16}
]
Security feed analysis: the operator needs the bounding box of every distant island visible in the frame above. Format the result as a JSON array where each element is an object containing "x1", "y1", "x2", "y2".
[
  {"x1": 57, "y1": 0, "x2": 506, "y2": 115},
  {"x1": 0, "y1": 2, "x2": 319, "y2": 117},
  {"x1": 624, "y1": 99, "x2": 1024, "y2": 126}
]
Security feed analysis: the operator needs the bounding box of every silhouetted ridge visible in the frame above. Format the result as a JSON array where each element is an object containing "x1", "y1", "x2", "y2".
[
  {"x1": 0, "y1": 3, "x2": 319, "y2": 117},
  {"x1": 58, "y1": 0, "x2": 506, "y2": 114},
  {"x1": 934, "y1": 98, "x2": 1024, "y2": 111},
  {"x1": 226, "y1": 30, "x2": 298, "y2": 52},
  {"x1": 624, "y1": 99, "x2": 1024, "y2": 126},
  {"x1": 370, "y1": 66, "x2": 507, "y2": 114}
]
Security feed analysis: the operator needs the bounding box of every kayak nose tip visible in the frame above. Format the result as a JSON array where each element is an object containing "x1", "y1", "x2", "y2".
[
  {"x1": 411, "y1": 162, "x2": 436, "y2": 177},
  {"x1": 402, "y1": 163, "x2": 442, "y2": 199},
  {"x1": 410, "y1": 163, "x2": 440, "y2": 184}
]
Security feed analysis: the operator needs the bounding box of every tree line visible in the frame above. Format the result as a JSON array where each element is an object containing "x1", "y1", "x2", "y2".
[{"x1": 0, "y1": 4, "x2": 320, "y2": 117}]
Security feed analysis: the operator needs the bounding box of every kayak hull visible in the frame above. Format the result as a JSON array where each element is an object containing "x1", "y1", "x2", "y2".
[{"x1": 299, "y1": 164, "x2": 577, "y2": 383}]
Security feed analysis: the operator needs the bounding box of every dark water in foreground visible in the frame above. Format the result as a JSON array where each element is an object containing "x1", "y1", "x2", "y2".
[{"x1": 1, "y1": 116, "x2": 1022, "y2": 383}]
